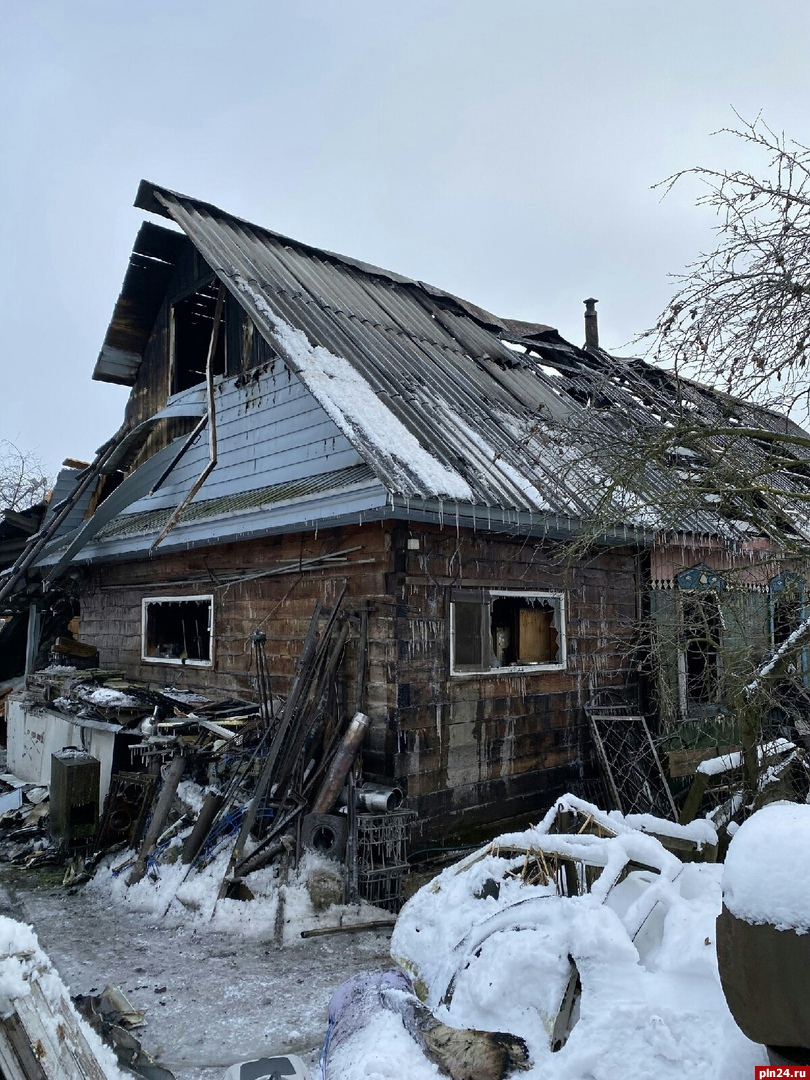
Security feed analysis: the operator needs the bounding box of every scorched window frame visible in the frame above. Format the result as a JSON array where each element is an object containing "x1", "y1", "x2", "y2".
[
  {"x1": 449, "y1": 588, "x2": 566, "y2": 677},
  {"x1": 141, "y1": 594, "x2": 214, "y2": 667}
]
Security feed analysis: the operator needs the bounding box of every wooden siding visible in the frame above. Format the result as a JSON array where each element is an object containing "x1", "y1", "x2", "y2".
[
  {"x1": 77, "y1": 521, "x2": 641, "y2": 842},
  {"x1": 78, "y1": 525, "x2": 394, "y2": 699},
  {"x1": 121, "y1": 359, "x2": 363, "y2": 518},
  {"x1": 377, "y1": 524, "x2": 640, "y2": 841},
  {"x1": 122, "y1": 242, "x2": 283, "y2": 469}
]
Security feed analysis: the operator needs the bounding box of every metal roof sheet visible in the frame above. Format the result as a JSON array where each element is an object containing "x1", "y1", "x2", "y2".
[
  {"x1": 37, "y1": 463, "x2": 387, "y2": 565},
  {"x1": 93, "y1": 222, "x2": 185, "y2": 385},
  {"x1": 90, "y1": 181, "x2": 810, "y2": 543}
]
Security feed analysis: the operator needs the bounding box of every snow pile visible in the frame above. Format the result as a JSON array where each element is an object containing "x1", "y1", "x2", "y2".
[
  {"x1": 78, "y1": 686, "x2": 139, "y2": 709},
  {"x1": 722, "y1": 801, "x2": 810, "y2": 932},
  {"x1": 233, "y1": 274, "x2": 474, "y2": 501},
  {"x1": 0, "y1": 915, "x2": 126, "y2": 1077},
  {"x1": 325, "y1": 797, "x2": 760, "y2": 1080},
  {"x1": 88, "y1": 841, "x2": 383, "y2": 944}
]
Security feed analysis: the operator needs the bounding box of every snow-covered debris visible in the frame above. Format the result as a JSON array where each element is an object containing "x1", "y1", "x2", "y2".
[
  {"x1": 539, "y1": 792, "x2": 718, "y2": 851},
  {"x1": 375, "y1": 796, "x2": 762, "y2": 1080},
  {"x1": 696, "y1": 737, "x2": 795, "y2": 777},
  {"x1": 0, "y1": 915, "x2": 126, "y2": 1078},
  {"x1": 77, "y1": 686, "x2": 139, "y2": 709},
  {"x1": 621, "y1": 812, "x2": 718, "y2": 847},
  {"x1": 88, "y1": 838, "x2": 385, "y2": 944},
  {"x1": 722, "y1": 801, "x2": 810, "y2": 933}
]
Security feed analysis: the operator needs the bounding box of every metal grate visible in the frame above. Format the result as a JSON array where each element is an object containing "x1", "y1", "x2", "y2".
[
  {"x1": 587, "y1": 702, "x2": 677, "y2": 821},
  {"x1": 356, "y1": 811, "x2": 416, "y2": 912},
  {"x1": 96, "y1": 771, "x2": 157, "y2": 849}
]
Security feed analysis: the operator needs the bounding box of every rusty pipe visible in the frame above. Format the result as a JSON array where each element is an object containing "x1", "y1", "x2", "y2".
[
  {"x1": 311, "y1": 712, "x2": 371, "y2": 815},
  {"x1": 128, "y1": 752, "x2": 186, "y2": 886},
  {"x1": 181, "y1": 791, "x2": 225, "y2": 865}
]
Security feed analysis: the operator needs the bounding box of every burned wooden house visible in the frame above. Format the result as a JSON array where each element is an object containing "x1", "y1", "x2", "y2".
[{"x1": 5, "y1": 181, "x2": 810, "y2": 841}]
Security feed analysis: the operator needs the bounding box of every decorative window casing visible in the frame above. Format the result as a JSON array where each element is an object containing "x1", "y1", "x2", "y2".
[
  {"x1": 141, "y1": 595, "x2": 214, "y2": 666},
  {"x1": 769, "y1": 572, "x2": 809, "y2": 681},
  {"x1": 450, "y1": 589, "x2": 566, "y2": 676},
  {"x1": 770, "y1": 572, "x2": 807, "y2": 647}
]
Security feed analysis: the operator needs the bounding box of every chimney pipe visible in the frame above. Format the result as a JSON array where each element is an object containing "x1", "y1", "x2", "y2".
[{"x1": 583, "y1": 297, "x2": 599, "y2": 350}]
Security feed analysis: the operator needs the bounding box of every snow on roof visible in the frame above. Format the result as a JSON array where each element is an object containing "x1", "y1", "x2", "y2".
[
  {"x1": 90, "y1": 180, "x2": 810, "y2": 541},
  {"x1": 234, "y1": 276, "x2": 474, "y2": 502},
  {"x1": 722, "y1": 801, "x2": 810, "y2": 932}
]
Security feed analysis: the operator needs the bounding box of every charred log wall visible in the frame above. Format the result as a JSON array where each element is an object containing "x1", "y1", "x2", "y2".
[
  {"x1": 380, "y1": 525, "x2": 641, "y2": 843},
  {"x1": 77, "y1": 522, "x2": 641, "y2": 840}
]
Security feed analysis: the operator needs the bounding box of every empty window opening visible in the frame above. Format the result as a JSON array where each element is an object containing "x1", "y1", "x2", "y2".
[
  {"x1": 680, "y1": 595, "x2": 722, "y2": 707},
  {"x1": 142, "y1": 596, "x2": 213, "y2": 666},
  {"x1": 172, "y1": 280, "x2": 226, "y2": 394},
  {"x1": 451, "y1": 591, "x2": 565, "y2": 675},
  {"x1": 771, "y1": 574, "x2": 807, "y2": 648}
]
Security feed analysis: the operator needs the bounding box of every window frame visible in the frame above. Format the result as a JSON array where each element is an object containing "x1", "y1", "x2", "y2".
[
  {"x1": 449, "y1": 588, "x2": 566, "y2": 677},
  {"x1": 141, "y1": 594, "x2": 215, "y2": 667},
  {"x1": 674, "y1": 565, "x2": 726, "y2": 717},
  {"x1": 769, "y1": 572, "x2": 809, "y2": 683}
]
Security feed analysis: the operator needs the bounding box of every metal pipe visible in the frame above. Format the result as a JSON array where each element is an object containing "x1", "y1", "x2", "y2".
[
  {"x1": 340, "y1": 783, "x2": 404, "y2": 814},
  {"x1": 357, "y1": 784, "x2": 403, "y2": 814},
  {"x1": 180, "y1": 791, "x2": 224, "y2": 865},
  {"x1": 311, "y1": 712, "x2": 371, "y2": 815},
  {"x1": 128, "y1": 752, "x2": 186, "y2": 885}
]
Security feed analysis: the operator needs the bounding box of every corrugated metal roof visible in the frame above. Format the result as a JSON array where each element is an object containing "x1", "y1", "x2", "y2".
[
  {"x1": 93, "y1": 222, "x2": 185, "y2": 385},
  {"x1": 44, "y1": 468, "x2": 95, "y2": 536},
  {"x1": 96, "y1": 463, "x2": 376, "y2": 540},
  {"x1": 89, "y1": 181, "x2": 810, "y2": 544}
]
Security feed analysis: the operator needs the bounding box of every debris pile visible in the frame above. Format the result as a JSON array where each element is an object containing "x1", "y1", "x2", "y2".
[
  {"x1": 0, "y1": 915, "x2": 127, "y2": 1079},
  {"x1": 321, "y1": 794, "x2": 762, "y2": 1080},
  {"x1": 1, "y1": 597, "x2": 415, "y2": 924}
]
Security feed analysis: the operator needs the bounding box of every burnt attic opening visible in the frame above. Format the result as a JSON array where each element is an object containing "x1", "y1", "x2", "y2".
[{"x1": 171, "y1": 280, "x2": 226, "y2": 394}]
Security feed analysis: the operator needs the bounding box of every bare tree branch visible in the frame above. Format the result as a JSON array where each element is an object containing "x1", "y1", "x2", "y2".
[
  {"x1": 643, "y1": 115, "x2": 810, "y2": 414},
  {"x1": 0, "y1": 440, "x2": 51, "y2": 512}
]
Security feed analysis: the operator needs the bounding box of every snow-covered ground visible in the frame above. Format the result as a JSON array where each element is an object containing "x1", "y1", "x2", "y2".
[
  {"x1": 0, "y1": 794, "x2": 792, "y2": 1080},
  {"x1": 0, "y1": 864, "x2": 392, "y2": 1078}
]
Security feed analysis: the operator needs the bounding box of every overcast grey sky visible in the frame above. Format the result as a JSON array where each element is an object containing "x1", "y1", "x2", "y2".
[{"x1": 3, "y1": 0, "x2": 810, "y2": 477}]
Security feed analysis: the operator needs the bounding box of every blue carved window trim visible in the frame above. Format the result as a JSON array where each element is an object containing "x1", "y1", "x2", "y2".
[{"x1": 769, "y1": 572, "x2": 809, "y2": 682}]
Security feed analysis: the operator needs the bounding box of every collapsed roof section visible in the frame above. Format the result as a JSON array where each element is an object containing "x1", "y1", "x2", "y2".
[{"x1": 25, "y1": 180, "x2": 810, "y2": 574}]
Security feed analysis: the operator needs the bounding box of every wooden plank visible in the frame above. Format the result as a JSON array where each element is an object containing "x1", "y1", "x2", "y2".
[
  {"x1": 9, "y1": 981, "x2": 109, "y2": 1080},
  {"x1": 667, "y1": 745, "x2": 741, "y2": 779}
]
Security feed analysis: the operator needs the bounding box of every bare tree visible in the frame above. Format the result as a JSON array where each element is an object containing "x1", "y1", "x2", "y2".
[
  {"x1": 0, "y1": 440, "x2": 51, "y2": 512},
  {"x1": 646, "y1": 113, "x2": 810, "y2": 415}
]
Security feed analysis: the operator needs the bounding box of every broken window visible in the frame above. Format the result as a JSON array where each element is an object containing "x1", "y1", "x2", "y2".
[
  {"x1": 450, "y1": 590, "x2": 565, "y2": 675},
  {"x1": 770, "y1": 573, "x2": 807, "y2": 648},
  {"x1": 171, "y1": 280, "x2": 226, "y2": 394},
  {"x1": 141, "y1": 596, "x2": 213, "y2": 666},
  {"x1": 678, "y1": 593, "x2": 722, "y2": 710}
]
